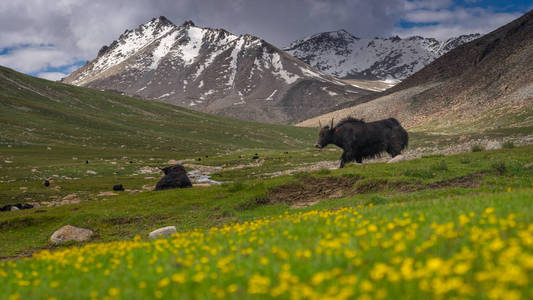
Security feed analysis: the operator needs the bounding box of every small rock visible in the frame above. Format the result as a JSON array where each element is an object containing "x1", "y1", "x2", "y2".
[
  {"x1": 10, "y1": 206, "x2": 19, "y2": 211},
  {"x1": 86, "y1": 170, "x2": 97, "y2": 175},
  {"x1": 525, "y1": 163, "x2": 533, "y2": 169},
  {"x1": 485, "y1": 141, "x2": 500, "y2": 150},
  {"x1": 388, "y1": 155, "x2": 406, "y2": 163},
  {"x1": 97, "y1": 191, "x2": 118, "y2": 196},
  {"x1": 167, "y1": 160, "x2": 178, "y2": 165},
  {"x1": 148, "y1": 226, "x2": 177, "y2": 239},
  {"x1": 63, "y1": 193, "x2": 78, "y2": 200},
  {"x1": 50, "y1": 225, "x2": 93, "y2": 244}
]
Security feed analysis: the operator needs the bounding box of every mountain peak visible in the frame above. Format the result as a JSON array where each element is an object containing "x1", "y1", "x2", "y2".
[{"x1": 180, "y1": 20, "x2": 195, "y2": 27}]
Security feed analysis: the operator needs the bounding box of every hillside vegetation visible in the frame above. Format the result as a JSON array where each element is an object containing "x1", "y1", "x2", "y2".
[{"x1": 1, "y1": 146, "x2": 532, "y2": 299}]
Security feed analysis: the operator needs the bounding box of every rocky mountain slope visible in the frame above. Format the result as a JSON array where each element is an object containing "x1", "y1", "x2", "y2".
[
  {"x1": 298, "y1": 10, "x2": 533, "y2": 134},
  {"x1": 284, "y1": 30, "x2": 480, "y2": 80},
  {"x1": 62, "y1": 17, "x2": 374, "y2": 124}
]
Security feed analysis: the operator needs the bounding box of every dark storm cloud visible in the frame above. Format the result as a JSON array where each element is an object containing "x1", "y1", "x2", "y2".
[
  {"x1": 157, "y1": 0, "x2": 405, "y2": 45},
  {"x1": 0, "y1": 0, "x2": 527, "y2": 79}
]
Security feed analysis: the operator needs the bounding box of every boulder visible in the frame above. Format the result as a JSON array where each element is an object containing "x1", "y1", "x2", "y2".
[
  {"x1": 148, "y1": 226, "x2": 177, "y2": 239},
  {"x1": 50, "y1": 225, "x2": 93, "y2": 244}
]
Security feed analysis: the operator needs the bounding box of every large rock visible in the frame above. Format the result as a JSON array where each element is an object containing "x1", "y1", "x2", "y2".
[
  {"x1": 50, "y1": 225, "x2": 93, "y2": 244},
  {"x1": 148, "y1": 226, "x2": 176, "y2": 239}
]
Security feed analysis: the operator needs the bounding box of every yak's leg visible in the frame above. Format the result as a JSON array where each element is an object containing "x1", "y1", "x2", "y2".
[
  {"x1": 339, "y1": 153, "x2": 346, "y2": 168},
  {"x1": 340, "y1": 150, "x2": 356, "y2": 168},
  {"x1": 355, "y1": 155, "x2": 363, "y2": 164}
]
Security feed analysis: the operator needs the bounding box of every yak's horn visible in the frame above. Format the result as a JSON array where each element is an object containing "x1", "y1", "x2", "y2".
[{"x1": 330, "y1": 118, "x2": 334, "y2": 128}]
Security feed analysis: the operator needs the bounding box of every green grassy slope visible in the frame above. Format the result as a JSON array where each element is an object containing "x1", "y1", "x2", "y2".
[
  {"x1": 0, "y1": 66, "x2": 317, "y2": 205},
  {"x1": 0, "y1": 65, "x2": 315, "y2": 152}
]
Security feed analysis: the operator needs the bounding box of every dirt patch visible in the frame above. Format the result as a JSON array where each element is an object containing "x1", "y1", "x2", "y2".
[
  {"x1": 354, "y1": 172, "x2": 484, "y2": 194},
  {"x1": 427, "y1": 172, "x2": 484, "y2": 189},
  {"x1": 268, "y1": 176, "x2": 359, "y2": 208}
]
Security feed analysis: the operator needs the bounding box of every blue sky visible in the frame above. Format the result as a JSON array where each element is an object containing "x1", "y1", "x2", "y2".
[{"x1": 0, "y1": 0, "x2": 530, "y2": 81}]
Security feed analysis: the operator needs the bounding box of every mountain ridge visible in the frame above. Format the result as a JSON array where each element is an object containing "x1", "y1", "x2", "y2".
[
  {"x1": 62, "y1": 17, "x2": 374, "y2": 124},
  {"x1": 297, "y1": 10, "x2": 533, "y2": 133},
  {"x1": 284, "y1": 30, "x2": 481, "y2": 80}
]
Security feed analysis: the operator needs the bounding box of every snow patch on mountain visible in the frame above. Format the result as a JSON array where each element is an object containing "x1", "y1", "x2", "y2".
[{"x1": 285, "y1": 31, "x2": 481, "y2": 80}]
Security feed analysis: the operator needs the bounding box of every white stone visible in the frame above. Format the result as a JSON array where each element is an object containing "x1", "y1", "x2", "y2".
[
  {"x1": 86, "y1": 170, "x2": 97, "y2": 175},
  {"x1": 148, "y1": 226, "x2": 177, "y2": 239},
  {"x1": 50, "y1": 225, "x2": 93, "y2": 244},
  {"x1": 10, "y1": 206, "x2": 19, "y2": 211},
  {"x1": 388, "y1": 155, "x2": 406, "y2": 163}
]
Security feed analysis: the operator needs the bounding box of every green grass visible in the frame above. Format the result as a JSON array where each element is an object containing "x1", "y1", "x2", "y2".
[{"x1": 1, "y1": 145, "x2": 532, "y2": 259}]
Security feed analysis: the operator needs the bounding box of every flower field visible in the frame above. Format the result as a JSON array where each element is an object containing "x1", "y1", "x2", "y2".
[{"x1": 2, "y1": 189, "x2": 532, "y2": 300}]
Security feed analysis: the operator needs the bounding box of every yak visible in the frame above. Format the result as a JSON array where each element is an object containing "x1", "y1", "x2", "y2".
[
  {"x1": 155, "y1": 164, "x2": 193, "y2": 190},
  {"x1": 315, "y1": 117, "x2": 408, "y2": 168}
]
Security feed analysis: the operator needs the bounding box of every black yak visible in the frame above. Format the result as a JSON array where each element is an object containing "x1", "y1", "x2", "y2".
[
  {"x1": 113, "y1": 184, "x2": 125, "y2": 191},
  {"x1": 315, "y1": 117, "x2": 408, "y2": 168},
  {"x1": 155, "y1": 164, "x2": 193, "y2": 190}
]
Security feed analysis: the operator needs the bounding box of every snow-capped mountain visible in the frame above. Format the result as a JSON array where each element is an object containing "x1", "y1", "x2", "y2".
[
  {"x1": 283, "y1": 30, "x2": 481, "y2": 80},
  {"x1": 62, "y1": 17, "x2": 374, "y2": 124}
]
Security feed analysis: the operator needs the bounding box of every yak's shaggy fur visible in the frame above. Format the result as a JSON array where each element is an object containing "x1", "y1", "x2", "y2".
[
  {"x1": 316, "y1": 117, "x2": 408, "y2": 168},
  {"x1": 155, "y1": 164, "x2": 193, "y2": 190}
]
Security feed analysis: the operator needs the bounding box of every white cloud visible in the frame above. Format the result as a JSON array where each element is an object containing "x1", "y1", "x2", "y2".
[
  {"x1": 36, "y1": 71, "x2": 68, "y2": 81},
  {"x1": 0, "y1": 0, "x2": 528, "y2": 77},
  {"x1": 0, "y1": 45, "x2": 80, "y2": 73},
  {"x1": 394, "y1": 7, "x2": 523, "y2": 40}
]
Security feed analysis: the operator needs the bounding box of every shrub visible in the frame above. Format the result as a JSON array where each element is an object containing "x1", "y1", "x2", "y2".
[
  {"x1": 502, "y1": 141, "x2": 515, "y2": 149},
  {"x1": 491, "y1": 161, "x2": 507, "y2": 175},
  {"x1": 431, "y1": 160, "x2": 448, "y2": 171},
  {"x1": 226, "y1": 181, "x2": 246, "y2": 192},
  {"x1": 316, "y1": 168, "x2": 331, "y2": 175},
  {"x1": 235, "y1": 195, "x2": 270, "y2": 210},
  {"x1": 404, "y1": 168, "x2": 435, "y2": 179},
  {"x1": 471, "y1": 145, "x2": 484, "y2": 152},
  {"x1": 294, "y1": 171, "x2": 311, "y2": 179},
  {"x1": 460, "y1": 157, "x2": 471, "y2": 164}
]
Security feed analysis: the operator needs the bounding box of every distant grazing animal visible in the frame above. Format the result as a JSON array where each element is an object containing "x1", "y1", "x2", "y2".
[
  {"x1": 113, "y1": 184, "x2": 125, "y2": 191},
  {"x1": 252, "y1": 154, "x2": 259, "y2": 159},
  {"x1": 155, "y1": 164, "x2": 193, "y2": 190},
  {"x1": 1, "y1": 203, "x2": 34, "y2": 212},
  {"x1": 86, "y1": 160, "x2": 89, "y2": 164},
  {"x1": 315, "y1": 117, "x2": 408, "y2": 168},
  {"x1": 44, "y1": 180, "x2": 50, "y2": 187}
]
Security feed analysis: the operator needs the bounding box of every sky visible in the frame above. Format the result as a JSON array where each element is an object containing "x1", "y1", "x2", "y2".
[{"x1": 0, "y1": 0, "x2": 531, "y2": 81}]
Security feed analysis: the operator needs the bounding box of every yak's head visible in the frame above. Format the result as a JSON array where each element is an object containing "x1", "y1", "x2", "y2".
[{"x1": 315, "y1": 119, "x2": 335, "y2": 148}]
